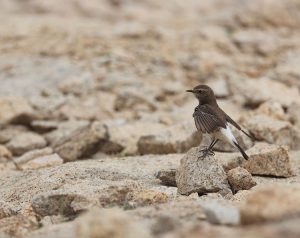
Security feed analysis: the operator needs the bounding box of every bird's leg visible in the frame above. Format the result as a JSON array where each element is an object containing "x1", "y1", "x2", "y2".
[
  {"x1": 198, "y1": 139, "x2": 219, "y2": 158},
  {"x1": 207, "y1": 139, "x2": 219, "y2": 154}
]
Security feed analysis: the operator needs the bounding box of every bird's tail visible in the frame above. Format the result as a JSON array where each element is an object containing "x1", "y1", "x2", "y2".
[
  {"x1": 233, "y1": 141, "x2": 249, "y2": 160},
  {"x1": 241, "y1": 129, "x2": 254, "y2": 141}
]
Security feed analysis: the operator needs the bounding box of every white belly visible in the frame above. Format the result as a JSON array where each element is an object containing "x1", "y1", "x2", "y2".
[{"x1": 211, "y1": 125, "x2": 237, "y2": 146}]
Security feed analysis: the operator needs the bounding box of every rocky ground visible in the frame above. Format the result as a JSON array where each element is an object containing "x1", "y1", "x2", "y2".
[{"x1": 1, "y1": 0, "x2": 300, "y2": 237}]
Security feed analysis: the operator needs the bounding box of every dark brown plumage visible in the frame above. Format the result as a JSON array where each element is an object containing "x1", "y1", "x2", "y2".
[
  {"x1": 187, "y1": 84, "x2": 252, "y2": 160},
  {"x1": 193, "y1": 104, "x2": 226, "y2": 133}
]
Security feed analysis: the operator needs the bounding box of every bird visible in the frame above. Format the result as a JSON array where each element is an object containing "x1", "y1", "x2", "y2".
[{"x1": 186, "y1": 84, "x2": 252, "y2": 160}]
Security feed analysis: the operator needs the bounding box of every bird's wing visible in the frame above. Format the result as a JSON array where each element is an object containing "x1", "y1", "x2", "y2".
[
  {"x1": 225, "y1": 113, "x2": 253, "y2": 140},
  {"x1": 193, "y1": 105, "x2": 226, "y2": 133},
  {"x1": 225, "y1": 114, "x2": 241, "y2": 130}
]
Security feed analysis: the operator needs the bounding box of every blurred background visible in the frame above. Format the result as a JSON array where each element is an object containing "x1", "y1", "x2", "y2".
[
  {"x1": 0, "y1": 0, "x2": 300, "y2": 124},
  {"x1": 1, "y1": 1, "x2": 300, "y2": 237},
  {"x1": 1, "y1": 0, "x2": 300, "y2": 154}
]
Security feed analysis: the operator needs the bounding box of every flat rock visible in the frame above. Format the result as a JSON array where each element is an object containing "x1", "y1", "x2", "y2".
[
  {"x1": 243, "y1": 114, "x2": 300, "y2": 149},
  {"x1": 89, "y1": 153, "x2": 181, "y2": 182},
  {"x1": 219, "y1": 143, "x2": 293, "y2": 178},
  {"x1": 243, "y1": 143, "x2": 293, "y2": 177},
  {"x1": 31, "y1": 179, "x2": 141, "y2": 217},
  {"x1": 240, "y1": 184, "x2": 300, "y2": 224},
  {"x1": 176, "y1": 147, "x2": 231, "y2": 196},
  {"x1": 6, "y1": 132, "x2": 47, "y2": 156},
  {"x1": 14, "y1": 147, "x2": 53, "y2": 169},
  {"x1": 229, "y1": 77, "x2": 300, "y2": 107},
  {"x1": 58, "y1": 92, "x2": 115, "y2": 121},
  {"x1": 30, "y1": 120, "x2": 60, "y2": 133},
  {"x1": 0, "y1": 56, "x2": 84, "y2": 98},
  {"x1": 105, "y1": 120, "x2": 166, "y2": 155},
  {"x1": 30, "y1": 94, "x2": 66, "y2": 121},
  {"x1": 21, "y1": 154, "x2": 63, "y2": 170},
  {"x1": 254, "y1": 101, "x2": 287, "y2": 121},
  {"x1": 45, "y1": 120, "x2": 90, "y2": 147},
  {"x1": 54, "y1": 121, "x2": 108, "y2": 162},
  {"x1": 227, "y1": 167, "x2": 256, "y2": 193},
  {"x1": 0, "y1": 97, "x2": 35, "y2": 125},
  {"x1": 0, "y1": 125, "x2": 28, "y2": 144},
  {"x1": 138, "y1": 121, "x2": 202, "y2": 155},
  {"x1": 200, "y1": 200, "x2": 240, "y2": 225},
  {"x1": 0, "y1": 153, "x2": 181, "y2": 217}
]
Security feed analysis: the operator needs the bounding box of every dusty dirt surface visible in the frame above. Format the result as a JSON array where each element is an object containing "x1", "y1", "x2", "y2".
[{"x1": 1, "y1": 0, "x2": 300, "y2": 237}]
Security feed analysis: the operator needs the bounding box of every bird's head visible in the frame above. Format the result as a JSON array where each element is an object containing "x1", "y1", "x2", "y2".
[{"x1": 186, "y1": 85, "x2": 216, "y2": 104}]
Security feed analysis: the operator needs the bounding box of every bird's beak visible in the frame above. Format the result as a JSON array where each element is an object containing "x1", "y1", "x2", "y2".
[{"x1": 186, "y1": 89, "x2": 194, "y2": 93}]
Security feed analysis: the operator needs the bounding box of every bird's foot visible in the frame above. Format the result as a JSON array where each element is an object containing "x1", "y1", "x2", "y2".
[{"x1": 198, "y1": 148, "x2": 215, "y2": 160}]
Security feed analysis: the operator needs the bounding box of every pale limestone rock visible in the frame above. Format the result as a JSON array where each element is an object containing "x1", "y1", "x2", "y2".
[
  {"x1": 14, "y1": 147, "x2": 53, "y2": 169},
  {"x1": 21, "y1": 154, "x2": 63, "y2": 170},
  {"x1": 54, "y1": 121, "x2": 108, "y2": 162},
  {"x1": 126, "y1": 189, "x2": 169, "y2": 207},
  {"x1": 58, "y1": 92, "x2": 116, "y2": 121},
  {"x1": 138, "y1": 121, "x2": 202, "y2": 155},
  {"x1": 176, "y1": 147, "x2": 231, "y2": 196},
  {"x1": 242, "y1": 143, "x2": 293, "y2": 177},
  {"x1": 0, "y1": 97, "x2": 34, "y2": 125},
  {"x1": 45, "y1": 120, "x2": 90, "y2": 147},
  {"x1": 106, "y1": 120, "x2": 166, "y2": 155},
  {"x1": 0, "y1": 145, "x2": 12, "y2": 161},
  {"x1": 240, "y1": 184, "x2": 300, "y2": 224},
  {"x1": 227, "y1": 167, "x2": 256, "y2": 193},
  {"x1": 76, "y1": 208, "x2": 151, "y2": 238},
  {"x1": 255, "y1": 101, "x2": 287, "y2": 121},
  {"x1": 229, "y1": 77, "x2": 300, "y2": 107},
  {"x1": 0, "y1": 125, "x2": 28, "y2": 144},
  {"x1": 243, "y1": 114, "x2": 300, "y2": 149},
  {"x1": 200, "y1": 200, "x2": 240, "y2": 225},
  {"x1": 6, "y1": 132, "x2": 47, "y2": 156},
  {"x1": 218, "y1": 143, "x2": 293, "y2": 178}
]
